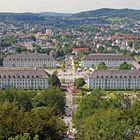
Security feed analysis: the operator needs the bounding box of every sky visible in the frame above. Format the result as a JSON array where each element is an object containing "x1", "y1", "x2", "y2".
[{"x1": 0, "y1": 0, "x2": 140, "y2": 13}]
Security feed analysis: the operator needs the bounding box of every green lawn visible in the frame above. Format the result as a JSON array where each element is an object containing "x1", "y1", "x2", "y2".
[{"x1": 107, "y1": 17, "x2": 125, "y2": 22}]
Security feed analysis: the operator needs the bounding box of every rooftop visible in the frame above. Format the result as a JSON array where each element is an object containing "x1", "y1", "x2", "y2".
[
  {"x1": 82, "y1": 53, "x2": 134, "y2": 61},
  {"x1": 0, "y1": 68, "x2": 50, "y2": 79},
  {"x1": 89, "y1": 70, "x2": 140, "y2": 79},
  {"x1": 4, "y1": 53, "x2": 55, "y2": 61}
]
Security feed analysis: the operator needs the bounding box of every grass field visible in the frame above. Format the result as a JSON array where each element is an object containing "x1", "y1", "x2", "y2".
[{"x1": 107, "y1": 17, "x2": 125, "y2": 22}]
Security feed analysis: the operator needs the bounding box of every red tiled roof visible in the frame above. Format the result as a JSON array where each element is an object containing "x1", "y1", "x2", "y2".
[{"x1": 72, "y1": 48, "x2": 89, "y2": 52}]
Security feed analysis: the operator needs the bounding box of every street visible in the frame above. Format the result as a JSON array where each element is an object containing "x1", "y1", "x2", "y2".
[{"x1": 63, "y1": 87, "x2": 77, "y2": 139}]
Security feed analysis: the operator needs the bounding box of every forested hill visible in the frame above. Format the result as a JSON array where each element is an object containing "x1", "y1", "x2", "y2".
[
  {"x1": 0, "y1": 8, "x2": 139, "y2": 22},
  {"x1": 0, "y1": 13, "x2": 45, "y2": 21},
  {"x1": 73, "y1": 8, "x2": 140, "y2": 20}
]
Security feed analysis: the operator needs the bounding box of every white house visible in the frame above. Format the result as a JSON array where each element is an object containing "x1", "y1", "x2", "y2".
[
  {"x1": 88, "y1": 70, "x2": 140, "y2": 90},
  {"x1": 3, "y1": 53, "x2": 56, "y2": 68},
  {"x1": 0, "y1": 68, "x2": 50, "y2": 89},
  {"x1": 81, "y1": 53, "x2": 134, "y2": 68}
]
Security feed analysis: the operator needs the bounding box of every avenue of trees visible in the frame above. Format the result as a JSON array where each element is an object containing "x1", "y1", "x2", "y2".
[
  {"x1": 73, "y1": 89, "x2": 140, "y2": 140},
  {"x1": 0, "y1": 87, "x2": 66, "y2": 140}
]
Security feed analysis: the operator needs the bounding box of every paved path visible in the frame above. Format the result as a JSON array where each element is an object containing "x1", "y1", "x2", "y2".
[{"x1": 63, "y1": 87, "x2": 77, "y2": 139}]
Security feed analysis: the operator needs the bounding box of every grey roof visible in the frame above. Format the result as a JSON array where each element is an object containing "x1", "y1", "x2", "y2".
[
  {"x1": 89, "y1": 70, "x2": 140, "y2": 79},
  {"x1": 4, "y1": 53, "x2": 55, "y2": 61},
  {"x1": 82, "y1": 53, "x2": 134, "y2": 61},
  {"x1": 0, "y1": 68, "x2": 49, "y2": 79}
]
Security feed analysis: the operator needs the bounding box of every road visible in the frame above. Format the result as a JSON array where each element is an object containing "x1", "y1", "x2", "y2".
[{"x1": 63, "y1": 87, "x2": 77, "y2": 139}]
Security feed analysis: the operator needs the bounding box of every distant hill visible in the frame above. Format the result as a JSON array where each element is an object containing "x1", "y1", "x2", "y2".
[
  {"x1": 0, "y1": 8, "x2": 139, "y2": 23},
  {"x1": 39, "y1": 12, "x2": 72, "y2": 17},
  {"x1": 0, "y1": 13, "x2": 45, "y2": 21},
  {"x1": 73, "y1": 8, "x2": 140, "y2": 20}
]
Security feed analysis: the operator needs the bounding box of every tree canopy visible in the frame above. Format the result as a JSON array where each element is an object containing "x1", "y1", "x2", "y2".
[
  {"x1": 73, "y1": 89, "x2": 140, "y2": 140},
  {"x1": 119, "y1": 62, "x2": 132, "y2": 70},
  {"x1": 48, "y1": 73, "x2": 61, "y2": 87},
  {"x1": 97, "y1": 62, "x2": 107, "y2": 70},
  {"x1": 74, "y1": 78, "x2": 86, "y2": 89},
  {"x1": 0, "y1": 88, "x2": 66, "y2": 140}
]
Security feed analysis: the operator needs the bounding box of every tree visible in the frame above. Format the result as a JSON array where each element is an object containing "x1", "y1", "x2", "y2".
[
  {"x1": 48, "y1": 73, "x2": 61, "y2": 87},
  {"x1": 33, "y1": 87, "x2": 66, "y2": 114},
  {"x1": 74, "y1": 78, "x2": 86, "y2": 89},
  {"x1": 119, "y1": 62, "x2": 132, "y2": 70},
  {"x1": 97, "y1": 46, "x2": 105, "y2": 53},
  {"x1": 73, "y1": 89, "x2": 140, "y2": 140},
  {"x1": 16, "y1": 45, "x2": 26, "y2": 53},
  {"x1": 76, "y1": 108, "x2": 132, "y2": 140},
  {"x1": 0, "y1": 102, "x2": 66, "y2": 140},
  {"x1": 97, "y1": 62, "x2": 107, "y2": 70},
  {"x1": 8, "y1": 133, "x2": 31, "y2": 140},
  {"x1": 0, "y1": 88, "x2": 67, "y2": 140}
]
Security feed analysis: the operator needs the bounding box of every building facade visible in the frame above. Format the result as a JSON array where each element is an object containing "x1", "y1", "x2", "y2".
[
  {"x1": 88, "y1": 70, "x2": 140, "y2": 90},
  {"x1": 3, "y1": 53, "x2": 56, "y2": 68},
  {"x1": 0, "y1": 68, "x2": 50, "y2": 89},
  {"x1": 81, "y1": 54, "x2": 134, "y2": 68}
]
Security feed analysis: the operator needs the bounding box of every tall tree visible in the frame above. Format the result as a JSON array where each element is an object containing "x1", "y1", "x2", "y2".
[
  {"x1": 74, "y1": 78, "x2": 86, "y2": 89},
  {"x1": 48, "y1": 73, "x2": 61, "y2": 87},
  {"x1": 119, "y1": 62, "x2": 132, "y2": 70},
  {"x1": 97, "y1": 62, "x2": 107, "y2": 70}
]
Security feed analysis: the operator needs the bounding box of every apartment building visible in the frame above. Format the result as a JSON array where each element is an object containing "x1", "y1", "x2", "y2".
[
  {"x1": 81, "y1": 53, "x2": 134, "y2": 68},
  {"x1": 3, "y1": 53, "x2": 56, "y2": 68},
  {"x1": 0, "y1": 68, "x2": 50, "y2": 89},
  {"x1": 88, "y1": 70, "x2": 140, "y2": 90}
]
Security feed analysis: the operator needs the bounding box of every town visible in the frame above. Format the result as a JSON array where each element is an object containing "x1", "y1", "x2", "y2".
[{"x1": 0, "y1": 6, "x2": 140, "y2": 140}]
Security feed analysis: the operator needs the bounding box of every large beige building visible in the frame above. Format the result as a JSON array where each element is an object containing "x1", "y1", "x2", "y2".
[
  {"x1": 88, "y1": 70, "x2": 140, "y2": 90},
  {"x1": 81, "y1": 53, "x2": 134, "y2": 68},
  {"x1": 3, "y1": 53, "x2": 56, "y2": 68},
  {"x1": 0, "y1": 68, "x2": 50, "y2": 89}
]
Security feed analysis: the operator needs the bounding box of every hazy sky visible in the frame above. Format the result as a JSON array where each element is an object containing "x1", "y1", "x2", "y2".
[{"x1": 0, "y1": 0, "x2": 140, "y2": 13}]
